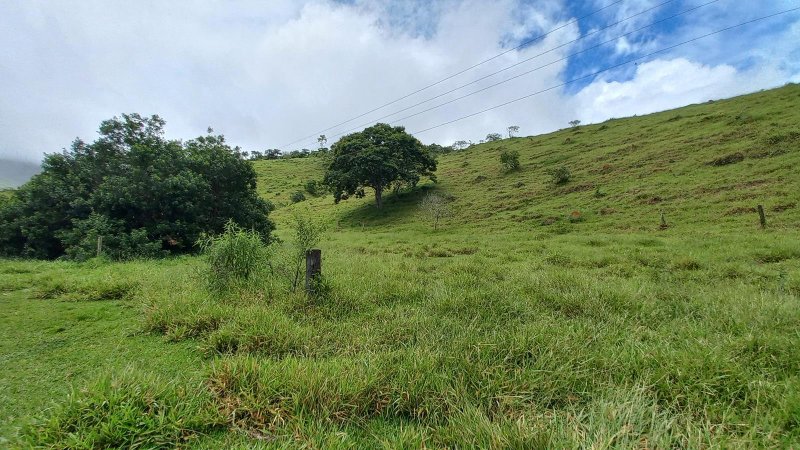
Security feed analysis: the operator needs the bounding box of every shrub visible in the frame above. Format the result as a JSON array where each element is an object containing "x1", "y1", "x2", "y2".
[
  {"x1": 197, "y1": 220, "x2": 271, "y2": 295},
  {"x1": 500, "y1": 150, "x2": 520, "y2": 172},
  {"x1": 419, "y1": 192, "x2": 453, "y2": 230},
  {"x1": 549, "y1": 166, "x2": 571, "y2": 185},
  {"x1": 304, "y1": 180, "x2": 324, "y2": 196},
  {"x1": 290, "y1": 191, "x2": 306, "y2": 203}
]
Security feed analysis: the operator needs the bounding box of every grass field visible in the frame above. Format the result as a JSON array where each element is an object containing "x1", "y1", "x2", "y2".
[{"x1": 1, "y1": 85, "x2": 799, "y2": 448}]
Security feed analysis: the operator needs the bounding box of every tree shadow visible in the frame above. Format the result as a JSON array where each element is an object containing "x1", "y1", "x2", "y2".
[{"x1": 336, "y1": 184, "x2": 438, "y2": 227}]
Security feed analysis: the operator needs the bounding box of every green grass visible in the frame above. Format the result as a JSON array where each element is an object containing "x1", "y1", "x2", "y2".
[{"x1": 2, "y1": 85, "x2": 800, "y2": 447}]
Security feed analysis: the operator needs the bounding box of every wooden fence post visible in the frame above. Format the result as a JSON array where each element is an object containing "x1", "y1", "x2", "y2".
[
  {"x1": 757, "y1": 205, "x2": 766, "y2": 228},
  {"x1": 96, "y1": 235, "x2": 103, "y2": 258},
  {"x1": 305, "y1": 249, "x2": 321, "y2": 295},
  {"x1": 660, "y1": 211, "x2": 668, "y2": 229}
]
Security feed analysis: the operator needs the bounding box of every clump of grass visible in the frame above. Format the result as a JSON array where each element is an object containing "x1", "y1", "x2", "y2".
[
  {"x1": 708, "y1": 152, "x2": 745, "y2": 166},
  {"x1": 200, "y1": 307, "x2": 312, "y2": 357},
  {"x1": 197, "y1": 220, "x2": 271, "y2": 296},
  {"x1": 671, "y1": 257, "x2": 702, "y2": 271},
  {"x1": 25, "y1": 372, "x2": 224, "y2": 448},
  {"x1": 548, "y1": 166, "x2": 571, "y2": 185}
]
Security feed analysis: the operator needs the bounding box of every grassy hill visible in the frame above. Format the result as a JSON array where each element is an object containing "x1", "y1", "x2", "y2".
[
  {"x1": 256, "y1": 83, "x2": 799, "y2": 233},
  {"x1": 1, "y1": 85, "x2": 799, "y2": 448}
]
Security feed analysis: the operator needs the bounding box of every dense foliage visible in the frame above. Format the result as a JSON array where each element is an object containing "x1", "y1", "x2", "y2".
[
  {"x1": 324, "y1": 123, "x2": 437, "y2": 208},
  {"x1": 0, "y1": 114, "x2": 273, "y2": 260}
]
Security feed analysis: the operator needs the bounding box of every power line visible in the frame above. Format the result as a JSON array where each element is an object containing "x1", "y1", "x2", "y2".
[
  {"x1": 278, "y1": 0, "x2": 625, "y2": 149},
  {"x1": 328, "y1": 0, "x2": 715, "y2": 141},
  {"x1": 410, "y1": 7, "x2": 800, "y2": 136}
]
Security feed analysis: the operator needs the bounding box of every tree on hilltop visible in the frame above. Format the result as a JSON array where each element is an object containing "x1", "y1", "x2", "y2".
[{"x1": 323, "y1": 123, "x2": 437, "y2": 209}]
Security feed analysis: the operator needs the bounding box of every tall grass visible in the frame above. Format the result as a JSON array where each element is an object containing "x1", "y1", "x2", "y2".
[{"x1": 197, "y1": 220, "x2": 271, "y2": 296}]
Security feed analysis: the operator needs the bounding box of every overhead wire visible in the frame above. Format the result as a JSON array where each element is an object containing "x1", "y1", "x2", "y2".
[
  {"x1": 326, "y1": 0, "x2": 718, "y2": 141},
  {"x1": 408, "y1": 7, "x2": 800, "y2": 136},
  {"x1": 277, "y1": 0, "x2": 626, "y2": 149}
]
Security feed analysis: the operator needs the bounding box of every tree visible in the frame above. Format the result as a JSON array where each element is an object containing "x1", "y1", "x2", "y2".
[
  {"x1": 0, "y1": 113, "x2": 273, "y2": 260},
  {"x1": 425, "y1": 143, "x2": 454, "y2": 155},
  {"x1": 452, "y1": 140, "x2": 470, "y2": 151},
  {"x1": 324, "y1": 123, "x2": 437, "y2": 209},
  {"x1": 485, "y1": 133, "x2": 502, "y2": 142},
  {"x1": 419, "y1": 192, "x2": 452, "y2": 230},
  {"x1": 507, "y1": 125, "x2": 520, "y2": 138},
  {"x1": 569, "y1": 120, "x2": 581, "y2": 128},
  {"x1": 317, "y1": 134, "x2": 328, "y2": 151}
]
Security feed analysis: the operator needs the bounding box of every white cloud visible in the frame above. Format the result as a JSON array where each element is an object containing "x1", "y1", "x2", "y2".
[
  {"x1": 0, "y1": 0, "x2": 797, "y2": 163},
  {"x1": 572, "y1": 58, "x2": 793, "y2": 124}
]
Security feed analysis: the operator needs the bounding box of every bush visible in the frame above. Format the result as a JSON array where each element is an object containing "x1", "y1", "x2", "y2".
[
  {"x1": 304, "y1": 180, "x2": 324, "y2": 196},
  {"x1": 290, "y1": 191, "x2": 306, "y2": 203},
  {"x1": 500, "y1": 150, "x2": 520, "y2": 171},
  {"x1": 0, "y1": 114, "x2": 273, "y2": 260},
  {"x1": 197, "y1": 220, "x2": 271, "y2": 295},
  {"x1": 419, "y1": 192, "x2": 453, "y2": 230},
  {"x1": 548, "y1": 166, "x2": 571, "y2": 185}
]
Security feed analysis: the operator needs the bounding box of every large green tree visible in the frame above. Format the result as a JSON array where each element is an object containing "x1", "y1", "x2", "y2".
[
  {"x1": 0, "y1": 114, "x2": 273, "y2": 260},
  {"x1": 323, "y1": 123, "x2": 436, "y2": 208}
]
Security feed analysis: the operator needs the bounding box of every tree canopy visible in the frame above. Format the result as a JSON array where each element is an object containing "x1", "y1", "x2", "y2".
[
  {"x1": 0, "y1": 114, "x2": 274, "y2": 260},
  {"x1": 323, "y1": 123, "x2": 437, "y2": 208}
]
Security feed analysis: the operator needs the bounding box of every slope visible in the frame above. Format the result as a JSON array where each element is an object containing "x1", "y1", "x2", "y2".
[{"x1": 255, "y1": 83, "x2": 800, "y2": 233}]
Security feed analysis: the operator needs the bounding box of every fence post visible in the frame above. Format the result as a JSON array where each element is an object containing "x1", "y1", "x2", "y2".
[
  {"x1": 757, "y1": 205, "x2": 766, "y2": 228},
  {"x1": 96, "y1": 235, "x2": 103, "y2": 258},
  {"x1": 660, "y1": 211, "x2": 668, "y2": 229},
  {"x1": 305, "y1": 249, "x2": 322, "y2": 295}
]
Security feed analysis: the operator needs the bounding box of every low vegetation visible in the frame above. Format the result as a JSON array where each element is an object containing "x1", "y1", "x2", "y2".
[
  {"x1": 2, "y1": 85, "x2": 799, "y2": 447},
  {"x1": 0, "y1": 114, "x2": 273, "y2": 260}
]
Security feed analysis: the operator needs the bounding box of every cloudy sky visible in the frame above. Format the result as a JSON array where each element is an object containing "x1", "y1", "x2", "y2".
[{"x1": 1, "y1": 0, "x2": 798, "y2": 162}]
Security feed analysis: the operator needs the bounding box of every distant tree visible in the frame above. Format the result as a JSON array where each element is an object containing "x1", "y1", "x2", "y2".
[
  {"x1": 419, "y1": 192, "x2": 452, "y2": 230},
  {"x1": 569, "y1": 120, "x2": 581, "y2": 128},
  {"x1": 317, "y1": 135, "x2": 328, "y2": 151},
  {"x1": 452, "y1": 140, "x2": 470, "y2": 151},
  {"x1": 0, "y1": 114, "x2": 273, "y2": 260},
  {"x1": 304, "y1": 179, "x2": 324, "y2": 196},
  {"x1": 425, "y1": 143, "x2": 454, "y2": 155},
  {"x1": 290, "y1": 191, "x2": 306, "y2": 203},
  {"x1": 500, "y1": 150, "x2": 520, "y2": 172},
  {"x1": 507, "y1": 125, "x2": 520, "y2": 138},
  {"x1": 485, "y1": 133, "x2": 502, "y2": 142},
  {"x1": 324, "y1": 123, "x2": 437, "y2": 209},
  {"x1": 264, "y1": 149, "x2": 281, "y2": 160}
]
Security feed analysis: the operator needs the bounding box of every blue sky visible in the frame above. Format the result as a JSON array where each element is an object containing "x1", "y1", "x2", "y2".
[{"x1": 1, "y1": 0, "x2": 798, "y2": 162}]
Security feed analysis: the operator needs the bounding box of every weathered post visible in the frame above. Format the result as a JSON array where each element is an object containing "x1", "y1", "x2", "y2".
[
  {"x1": 305, "y1": 249, "x2": 322, "y2": 295},
  {"x1": 96, "y1": 235, "x2": 103, "y2": 258},
  {"x1": 757, "y1": 205, "x2": 766, "y2": 228},
  {"x1": 660, "y1": 211, "x2": 668, "y2": 229}
]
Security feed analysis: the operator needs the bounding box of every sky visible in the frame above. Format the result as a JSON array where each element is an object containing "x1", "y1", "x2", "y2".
[{"x1": 1, "y1": 0, "x2": 798, "y2": 163}]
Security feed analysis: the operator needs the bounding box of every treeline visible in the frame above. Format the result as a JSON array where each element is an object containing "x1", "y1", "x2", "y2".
[{"x1": 0, "y1": 114, "x2": 273, "y2": 260}]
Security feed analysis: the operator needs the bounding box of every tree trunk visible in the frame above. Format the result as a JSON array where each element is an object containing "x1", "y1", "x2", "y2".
[{"x1": 374, "y1": 186, "x2": 383, "y2": 208}]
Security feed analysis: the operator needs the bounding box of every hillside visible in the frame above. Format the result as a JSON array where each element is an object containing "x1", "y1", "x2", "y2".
[
  {"x1": 2, "y1": 85, "x2": 799, "y2": 448},
  {"x1": 255, "y1": 84, "x2": 800, "y2": 232}
]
